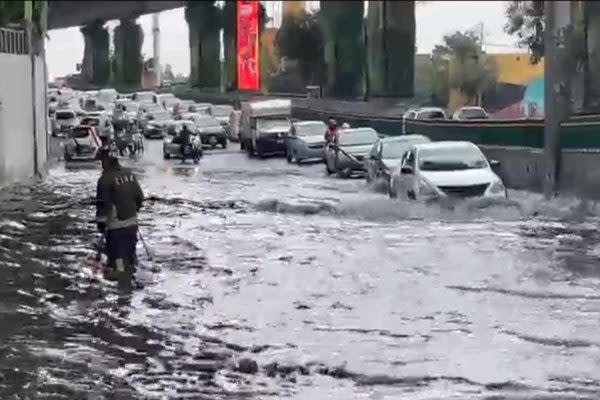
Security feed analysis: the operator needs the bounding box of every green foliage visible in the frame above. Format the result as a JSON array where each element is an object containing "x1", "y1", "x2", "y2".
[
  {"x1": 434, "y1": 30, "x2": 497, "y2": 105},
  {"x1": 275, "y1": 10, "x2": 324, "y2": 84},
  {"x1": 504, "y1": 1, "x2": 544, "y2": 63},
  {"x1": 113, "y1": 18, "x2": 143, "y2": 88}
]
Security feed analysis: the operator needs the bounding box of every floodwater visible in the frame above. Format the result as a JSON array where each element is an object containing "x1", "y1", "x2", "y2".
[{"x1": 1, "y1": 138, "x2": 600, "y2": 399}]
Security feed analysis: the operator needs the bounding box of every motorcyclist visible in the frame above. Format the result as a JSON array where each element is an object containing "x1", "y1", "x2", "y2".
[
  {"x1": 179, "y1": 124, "x2": 192, "y2": 160},
  {"x1": 95, "y1": 146, "x2": 145, "y2": 284},
  {"x1": 324, "y1": 118, "x2": 339, "y2": 145}
]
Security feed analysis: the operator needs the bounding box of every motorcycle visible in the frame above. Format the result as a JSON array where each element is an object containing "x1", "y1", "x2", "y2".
[
  {"x1": 182, "y1": 140, "x2": 202, "y2": 164},
  {"x1": 115, "y1": 126, "x2": 143, "y2": 157}
]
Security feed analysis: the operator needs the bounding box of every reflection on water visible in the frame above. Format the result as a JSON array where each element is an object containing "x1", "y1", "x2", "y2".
[{"x1": 2, "y1": 142, "x2": 600, "y2": 399}]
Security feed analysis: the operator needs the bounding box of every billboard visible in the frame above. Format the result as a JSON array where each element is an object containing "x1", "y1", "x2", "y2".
[{"x1": 237, "y1": 0, "x2": 260, "y2": 90}]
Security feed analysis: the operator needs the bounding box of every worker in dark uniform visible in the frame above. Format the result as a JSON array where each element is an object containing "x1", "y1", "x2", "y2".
[{"x1": 95, "y1": 146, "x2": 145, "y2": 284}]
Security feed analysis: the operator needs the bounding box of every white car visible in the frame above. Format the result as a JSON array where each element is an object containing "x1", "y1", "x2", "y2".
[
  {"x1": 452, "y1": 106, "x2": 489, "y2": 120},
  {"x1": 389, "y1": 141, "x2": 506, "y2": 200}
]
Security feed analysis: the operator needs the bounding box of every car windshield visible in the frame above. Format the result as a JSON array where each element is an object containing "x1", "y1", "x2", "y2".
[
  {"x1": 383, "y1": 139, "x2": 428, "y2": 158},
  {"x1": 260, "y1": 118, "x2": 290, "y2": 131},
  {"x1": 81, "y1": 118, "x2": 100, "y2": 126},
  {"x1": 212, "y1": 105, "x2": 233, "y2": 117},
  {"x1": 134, "y1": 92, "x2": 154, "y2": 103},
  {"x1": 56, "y1": 111, "x2": 75, "y2": 120},
  {"x1": 460, "y1": 108, "x2": 488, "y2": 119},
  {"x1": 338, "y1": 129, "x2": 378, "y2": 146},
  {"x1": 419, "y1": 146, "x2": 488, "y2": 171},
  {"x1": 194, "y1": 117, "x2": 220, "y2": 127},
  {"x1": 70, "y1": 128, "x2": 90, "y2": 138},
  {"x1": 418, "y1": 110, "x2": 445, "y2": 119},
  {"x1": 295, "y1": 122, "x2": 326, "y2": 137}
]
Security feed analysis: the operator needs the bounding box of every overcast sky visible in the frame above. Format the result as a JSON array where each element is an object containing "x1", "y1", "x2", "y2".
[{"x1": 46, "y1": 1, "x2": 521, "y2": 80}]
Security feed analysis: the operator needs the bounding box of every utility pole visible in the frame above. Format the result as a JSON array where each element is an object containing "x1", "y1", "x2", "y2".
[
  {"x1": 543, "y1": 1, "x2": 571, "y2": 198},
  {"x1": 152, "y1": 13, "x2": 161, "y2": 87}
]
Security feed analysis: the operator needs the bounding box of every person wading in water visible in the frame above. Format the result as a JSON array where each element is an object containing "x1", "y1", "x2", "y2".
[{"x1": 95, "y1": 146, "x2": 145, "y2": 285}]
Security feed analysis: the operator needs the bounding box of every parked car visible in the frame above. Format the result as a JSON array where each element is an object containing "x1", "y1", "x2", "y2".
[
  {"x1": 366, "y1": 135, "x2": 431, "y2": 190},
  {"x1": 189, "y1": 102, "x2": 212, "y2": 115},
  {"x1": 52, "y1": 109, "x2": 80, "y2": 137},
  {"x1": 131, "y1": 91, "x2": 155, "y2": 104},
  {"x1": 389, "y1": 141, "x2": 506, "y2": 200},
  {"x1": 414, "y1": 107, "x2": 447, "y2": 120},
  {"x1": 210, "y1": 104, "x2": 234, "y2": 128},
  {"x1": 143, "y1": 110, "x2": 172, "y2": 139},
  {"x1": 452, "y1": 106, "x2": 489, "y2": 120},
  {"x1": 187, "y1": 114, "x2": 228, "y2": 149},
  {"x1": 162, "y1": 121, "x2": 203, "y2": 162},
  {"x1": 63, "y1": 125, "x2": 103, "y2": 162},
  {"x1": 80, "y1": 114, "x2": 114, "y2": 143},
  {"x1": 324, "y1": 127, "x2": 379, "y2": 177},
  {"x1": 285, "y1": 120, "x2": 327, "y2": 164}
]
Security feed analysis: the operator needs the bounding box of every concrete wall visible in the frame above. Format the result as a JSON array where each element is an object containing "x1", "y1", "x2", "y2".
[{"x1": 0, "y1": 53, "x2": 48, "y2": 187}]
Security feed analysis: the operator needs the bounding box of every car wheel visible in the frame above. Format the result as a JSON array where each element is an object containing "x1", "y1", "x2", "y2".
[
  {"x1": 221, "y1": 140, "x2": 228, "y2": 149},
  {"x1": 163, "y1": 152, "x2": 170, "y2": 160},
  {"x1": 286, "y1": 150, "x2": 293, "y2": 163},
  {"x1": 407, "y1": 190, "x2": 416, "y2": 200}
]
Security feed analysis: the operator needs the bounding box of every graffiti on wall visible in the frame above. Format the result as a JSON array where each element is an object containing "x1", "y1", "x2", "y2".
[{"x1": 483, "y1": 54, "x2": 544, "y2": 119}]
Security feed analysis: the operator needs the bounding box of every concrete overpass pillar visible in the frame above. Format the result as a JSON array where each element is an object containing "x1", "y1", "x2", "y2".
[
  {"x1": 185, "y1": 1, "x2": 221, "y2": 89},
  {"x1": 366, "y1": 1, "x2": 415, "y2": 97},
  {"x1": 80, "y1": 19, "x2": 110, "y2": 86},
  {"x1": 320, "y1": 0, "x2": 365, "y2": 98},
  {"x1": 112, "y1": 18, "x2": 143, "y2": 90},
  {"x1": 222, "y1": 1, "x2": 237, "y2": 91}
]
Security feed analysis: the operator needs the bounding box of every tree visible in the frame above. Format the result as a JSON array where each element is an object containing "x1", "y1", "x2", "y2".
[
  {"x1": 504, "y1": 1, "x2": 544, "y2": 63},
  {"x1": 275, "y1": 10, "x2": 324, "y2": 85},
  {"x1": 434, "y1": 30, "x2": 497, "y2": 106},
  {"x1": 163, "y1": 64, "x2": 175, "y2": 81}
]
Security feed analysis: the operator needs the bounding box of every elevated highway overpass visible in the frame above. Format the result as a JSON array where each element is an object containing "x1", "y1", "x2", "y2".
[{"x1": 47, "y1": 1, "x2": 185, "y2": 30}]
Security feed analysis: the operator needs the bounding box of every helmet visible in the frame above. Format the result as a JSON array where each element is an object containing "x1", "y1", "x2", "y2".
[
  {"x1": 327, "y1": 118, "x2": 337, "y2": 129},
  {"x1": 341, "y1": 123, "x2": 350, "y2": 129}
]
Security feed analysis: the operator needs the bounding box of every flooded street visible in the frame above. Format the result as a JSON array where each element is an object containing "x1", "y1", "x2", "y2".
[{"x1": 2, "y1": 138, "x2": 600, "y2": 399}]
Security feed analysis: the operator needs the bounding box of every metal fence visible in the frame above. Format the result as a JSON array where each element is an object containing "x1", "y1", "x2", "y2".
[{"x1": 0, "y1": 28, "x2": 28, "y2": 55}]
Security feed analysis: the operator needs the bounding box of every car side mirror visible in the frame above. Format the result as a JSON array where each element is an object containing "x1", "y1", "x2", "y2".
[
  {"x1": 489, "y1": 159, "x2": 500, "y2": 167},
  {"x1": 401, "y1": 166, "x2": 413, "y2": 175}
]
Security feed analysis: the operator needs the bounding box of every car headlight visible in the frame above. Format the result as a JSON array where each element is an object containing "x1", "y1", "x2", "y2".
[
  {"x1": 488, "y1": 180, "x2": 505, "y2": 194},
  {"x1": 418, "y1": 179, "x2": 438, "y2": 197}
]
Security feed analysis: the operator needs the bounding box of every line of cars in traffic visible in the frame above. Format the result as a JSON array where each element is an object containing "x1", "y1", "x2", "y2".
[
  {"x1": 233, "y1": 99, "x2": 506, "y2": 201},
  {"x1": 47, "y1": 88, "x2": 236, "y2": 163}
]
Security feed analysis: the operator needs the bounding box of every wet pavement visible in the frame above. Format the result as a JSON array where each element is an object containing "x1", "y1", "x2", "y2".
[{"x1": 2, "y1": 138, "x2": 600, "y2": 399}]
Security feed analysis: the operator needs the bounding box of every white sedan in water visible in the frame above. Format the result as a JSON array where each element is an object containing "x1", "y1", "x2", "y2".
[{"x1": 389, "y1": 141, "x2": 507, "y2": 200}]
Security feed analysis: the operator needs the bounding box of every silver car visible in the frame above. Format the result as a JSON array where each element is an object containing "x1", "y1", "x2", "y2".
[
  {"x1": 188, "y1": 114, "x2": 228, "y2": 149},
  {"x1": 144, "y1": 111, "x2": 172, "y2": 139},
  {"x1": 324, "y1": 127, "x2": 379, "y2": 178},
  {"x1": 365, "y1": 135, "x2": 431, "y2": 190},
  {"x1": 285, "y1": 120, "x2": 327, "y2": 164}
]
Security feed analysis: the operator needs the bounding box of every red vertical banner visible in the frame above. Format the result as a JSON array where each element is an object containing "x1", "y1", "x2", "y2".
[{"x1": 237, "y1": 0, "x2": 260, "y2": 90}]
